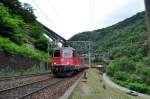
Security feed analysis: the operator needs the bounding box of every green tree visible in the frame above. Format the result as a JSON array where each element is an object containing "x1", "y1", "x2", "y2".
[
  {"x1": 0, "y1": 0, "x2": 36, "y2": 23},
  {"x1": 35, "y1": 35, "x2": 48, "y2": 52},
  {"x1": 114, "y1": 71, "x2": 128, "y2": 81},
  {"x1": 0, "y1": 3, "x2": 26, "y2": 44}
]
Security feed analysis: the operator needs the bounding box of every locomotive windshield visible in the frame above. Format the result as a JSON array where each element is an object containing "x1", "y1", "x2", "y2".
[
  {"x1": 63, "y1": 49, "x2": 73, "y2": 58},
  {"x1": 53, "y1": 50, "x2": 60, "y2": 57}
]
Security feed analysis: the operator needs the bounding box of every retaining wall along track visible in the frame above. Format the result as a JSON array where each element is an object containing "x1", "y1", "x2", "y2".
[{"x1": 0, "y1": 52, "x2": 40, "y2": 71}]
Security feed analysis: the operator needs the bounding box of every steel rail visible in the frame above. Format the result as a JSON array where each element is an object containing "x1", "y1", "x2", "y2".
[
  {"x1": 17, "y1": 79, "x2": 66, "y2": 99},
  {"x1": 0, "y1": 72, "x2": 51, "y2": 81},
  {"x1": 0, "y1": 77, "x2": 52, "y2": 92}
]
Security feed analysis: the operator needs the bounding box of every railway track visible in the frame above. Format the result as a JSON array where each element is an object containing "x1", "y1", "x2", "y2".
[
  {"x1": 18, "y1": 78, "x2": 66, "y2": 99},
  {"x1": 0, "y1": 73, "x2": 53, "y2": 92},
  {"x1": 0, "y1": 71, "x2": 84, "y2": 99},
  {"x1": 23, "y1": 71, "x2": 84, "y2": 99},
  {"x1": 0, "y1": 76, "x2": 63, "y2": 99},
  {"x1": 0, "y1": 72, "x2": 51, "y2": 82}
]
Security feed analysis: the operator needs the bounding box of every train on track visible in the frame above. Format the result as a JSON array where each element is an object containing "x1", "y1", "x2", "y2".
[{"x1": 50, "y1": 46, "x2": 88, "y2": 76}]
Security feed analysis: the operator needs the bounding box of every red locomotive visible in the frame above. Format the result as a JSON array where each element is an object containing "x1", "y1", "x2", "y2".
[{"x1": 50, "y1": 47, "x2": 88, "y2": 76}]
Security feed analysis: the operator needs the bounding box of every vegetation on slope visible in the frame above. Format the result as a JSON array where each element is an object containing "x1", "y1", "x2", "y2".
[
  {"x1": 70, "y1": 11, "x2": 150, "y2": 94},
  {"x1": 0, "y1": 37, "x2": 49, "y2": 61},
  {"x1": 0, "y1": 0, "x2": 51, "y2": 61}
]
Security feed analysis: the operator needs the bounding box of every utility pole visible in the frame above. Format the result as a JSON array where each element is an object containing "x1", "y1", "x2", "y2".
[
  {"x1": 88, "y1": 41, "x2": 91, "y2": 67},
  {"x1": 145, "y1": 0, "x2": 150, "y2": 50},
  {"x1": 47, "y1": 41, "x2": 50, "y2": 70}
]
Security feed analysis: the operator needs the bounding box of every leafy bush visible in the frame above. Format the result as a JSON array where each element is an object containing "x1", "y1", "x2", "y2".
[
  {"x1": 106, "y1": 57, "x2": 136, "y2": 76},
  {"x1": 127, "y1": 74, "x2": 142, "y2": 83},
  {"x1": 142, "y1": 54, "x2": 150, "y2": 66},
  {"x1": 113, "y1": 71, "x2": 128, "y2": 81},
  {"x1": 35, "y1": 35, "x2": 48, "y2": 52},
  {"x1": 0, "y1": 3, "x2": 26, "y2": 44},
  {"x1": 115, "y1": 80, "x2": 128, "y2": 87},
  {"x1": 128, "y1": 83, "x2": 149, "y2": 93},
  {"x1": 114, "y1": 80, "x2": 150, "y2": 94},
  {"x1": 0, "y1": 37, "x2": 49, "y2": 61}
]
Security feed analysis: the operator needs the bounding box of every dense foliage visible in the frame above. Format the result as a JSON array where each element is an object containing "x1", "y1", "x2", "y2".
[
  {"x1": 0, "y1": 0, "x2": 51, "y2": 61},
  {"x1": 70, "y1": 11, "x2": 150, "y2": 94},
  {"x1": 0, "y1": 37, "x2": 49, "y2": 61}
]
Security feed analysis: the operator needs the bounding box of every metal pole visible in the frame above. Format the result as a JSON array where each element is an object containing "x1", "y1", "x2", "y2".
[
  {"x1": 48, "y1": 41, "x2": 50, "y2": 55},
  {"x1": 145, "y1": 0, "x2": 150, "y2": 50},
  {"x1": 47, "y1": 41, "x2": 50, "y2": 70},
  {"x1": 89, "y1": 41, "x2": 91, "y2": 67}
]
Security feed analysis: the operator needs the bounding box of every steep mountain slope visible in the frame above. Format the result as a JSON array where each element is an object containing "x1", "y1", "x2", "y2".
[
  {"x1": 0, "y1": 0, "x2": 50, "y2": 61},
  {"x1": 70, "y1": 11, "x2": 150, "y2": 94}
]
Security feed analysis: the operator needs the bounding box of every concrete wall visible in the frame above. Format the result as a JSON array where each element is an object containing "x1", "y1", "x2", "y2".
[{"x1": 0, "y1": 52, "x2": 40, "y2": 71}]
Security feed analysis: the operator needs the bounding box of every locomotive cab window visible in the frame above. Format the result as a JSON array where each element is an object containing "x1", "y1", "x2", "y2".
[
  {"x1": 63, "y1": 49, "x2": 73, "y2": 58},
  {"x1": 53, "y1": 50, "x2": 60, "y2": 57}
]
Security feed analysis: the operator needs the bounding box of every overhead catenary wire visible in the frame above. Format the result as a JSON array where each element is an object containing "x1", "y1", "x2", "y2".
[
  {"x1": 31, "y1": 0, "x2": 57, "y2": 30},
  {"x1": 90, "y1": 0, "x2": 95, "y2": 29},
  {"x1": 31, "y1": 0, "x2": 63, "y2": 47},
  {"x1": 47, "y1": 0, "x2": 61, "y2": 17},
  {"x1": 88, "y1": 0, "x2": 94, "y2": 66}
]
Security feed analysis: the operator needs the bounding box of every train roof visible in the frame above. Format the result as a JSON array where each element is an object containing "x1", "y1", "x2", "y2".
[{"x1": 52, "y1": 47, "x2": 75, "y2": 51}]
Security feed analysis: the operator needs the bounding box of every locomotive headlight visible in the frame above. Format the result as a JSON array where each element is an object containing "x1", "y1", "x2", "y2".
[
  {"x1": 54, "y1": 63, "x2": 56, "y2": 65},
  {"x1": 67, "y1": 62, "x2": 70, "y2": 65}
]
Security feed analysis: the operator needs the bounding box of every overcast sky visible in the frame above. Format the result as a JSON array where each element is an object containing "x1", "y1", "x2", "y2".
[{"x1": 19, "y1": 0, "x2": 145, "y2": 40}]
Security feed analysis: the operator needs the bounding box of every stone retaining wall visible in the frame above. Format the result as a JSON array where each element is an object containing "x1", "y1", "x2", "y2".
[{"x1": 0, "y1": 52, "x2": 40, "y2": 71}]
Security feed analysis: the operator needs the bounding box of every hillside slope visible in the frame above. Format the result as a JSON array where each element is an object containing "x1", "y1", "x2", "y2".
[
  {"x1": 0, "y1": 0, "x2": 51, "y2": 61},
  {"x1": 70, "y1": 12, "x2": 150, "y2": 94},
  {"x1": 70, "y1": 12, "x2": 146, "y2": 53}
]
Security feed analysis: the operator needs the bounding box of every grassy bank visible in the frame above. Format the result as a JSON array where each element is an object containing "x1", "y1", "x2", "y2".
[{"x1": 71, "y1": 69, "x2": 145, "y2": 99}]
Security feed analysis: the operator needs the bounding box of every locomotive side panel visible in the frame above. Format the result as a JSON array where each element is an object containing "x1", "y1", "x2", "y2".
[{"x1": 50, "y1": 47, "x2": 87, "y2": 76}]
